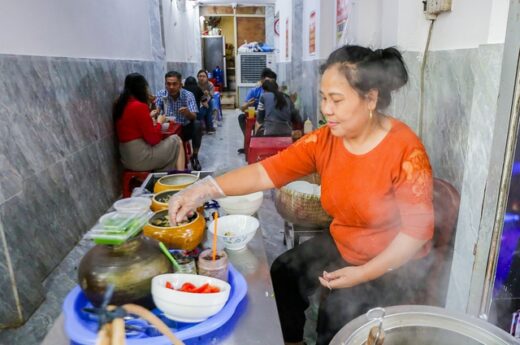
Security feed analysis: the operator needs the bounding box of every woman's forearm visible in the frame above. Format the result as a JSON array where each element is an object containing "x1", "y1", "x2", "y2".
[
  {"x1": 215, "y1": 163, "x2": 275, "y2": 196},
  {"x1": 360, "y1": 233, "x2": 429, "y2": 282}
]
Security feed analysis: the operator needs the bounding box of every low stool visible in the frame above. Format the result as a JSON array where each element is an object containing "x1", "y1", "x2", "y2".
[
  {"x1": 122, "y1": 170, "x2": 150, "y2": 198},
  {"x1": 247, "y1": 136, "x2": 293, "y2": 164}
]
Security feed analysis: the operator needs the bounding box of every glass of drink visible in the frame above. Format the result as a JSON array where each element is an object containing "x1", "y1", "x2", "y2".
[{"x1": 247, "y1": 107, "x2": 256, "y2": 119}]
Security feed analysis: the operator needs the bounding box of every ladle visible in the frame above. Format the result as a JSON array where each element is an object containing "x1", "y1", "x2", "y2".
[{"x1": 159, "y1": 242, "x2": 182, "y2": 272}]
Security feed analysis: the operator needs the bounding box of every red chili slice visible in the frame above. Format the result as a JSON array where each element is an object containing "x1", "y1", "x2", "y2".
[
  {"x1": 179, "y1": 282, "x2": 196, "y2": 292},
  {"x1": 193, "y1": 283, "x2": 209, "y2": 293},
  {"x1": 208, "y1": 286, "x2": 221, "y2": 293},
  {"x1": 165, "y1": 281, "x2": 173, "y2": 289}
]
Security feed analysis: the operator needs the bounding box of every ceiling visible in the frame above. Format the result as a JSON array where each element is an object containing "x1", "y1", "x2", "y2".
[{"x1": 196, "y1": 0, "x2": 276, "y2": 4}]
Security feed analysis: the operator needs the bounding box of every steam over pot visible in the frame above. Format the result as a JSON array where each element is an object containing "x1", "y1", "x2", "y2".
[{"x1": 330, "y1": 305, "x2": 519, "y2": 345}]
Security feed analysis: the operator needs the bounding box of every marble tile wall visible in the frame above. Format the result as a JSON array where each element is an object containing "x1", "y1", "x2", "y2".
[
  {"x1": 265, "y1": 5, "x2": 275, "y2": 47},
  {"x1": 277, "y1": 60, "x2": 323, "y2": 126},
  {"x1": 165, "y1": 62, "x2": 202, "y2": 85},
  {"x1": 389, "y1": 49, "x2": 476, "y2": 192},
  {"x1": 274, "y1": 0, "x2": 324, "y2": 128},
  {"x1": 0, "y1": 54, "x2": 163, "y2": 327},
  {"x1": 445, "y1": 44, "x2": 504, "y2": 312}
]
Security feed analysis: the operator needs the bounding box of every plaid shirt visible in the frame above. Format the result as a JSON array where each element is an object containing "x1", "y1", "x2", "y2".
[{"x1": 155, "y1": 88, "x2": 198, "y2": 126}]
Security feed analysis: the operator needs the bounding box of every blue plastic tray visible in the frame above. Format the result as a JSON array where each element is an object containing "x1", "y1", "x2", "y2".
[{"x1": 63, "y1": 264, "x2": 247, "y2": 345}]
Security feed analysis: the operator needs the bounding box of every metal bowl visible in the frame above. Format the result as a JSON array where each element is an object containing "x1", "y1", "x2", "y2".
[
  {"x1": 330, "y1": 305, "x2": 519, "y2": 345},
  {"x1": 153, "y1": 173, "x2": 199, "y2": 193}
]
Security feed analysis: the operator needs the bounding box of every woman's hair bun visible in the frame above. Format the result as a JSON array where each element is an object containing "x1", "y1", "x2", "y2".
[
  {"x1": 377, "y1": 47, "x2": 408, "y2": 91},
  {"x1": 320, "y1": 45, "x2": 409, "y2": 110}
]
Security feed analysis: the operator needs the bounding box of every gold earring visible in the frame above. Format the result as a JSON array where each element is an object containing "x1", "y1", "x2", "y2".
[{"x1": 369, "y1": 109, "x2": 373, "y2": 119}]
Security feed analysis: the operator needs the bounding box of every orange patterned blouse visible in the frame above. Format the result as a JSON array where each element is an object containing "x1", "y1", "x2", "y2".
[{"x1": 261, "y1": 118, "x2": 434, "y2": 265}]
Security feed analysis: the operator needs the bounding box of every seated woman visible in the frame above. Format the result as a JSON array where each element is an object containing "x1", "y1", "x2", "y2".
[
  {"x1": 184, "y1": 76, "x2": 215, "y2": 133},
  {"x1": 196, "y1": 69, "x2": 215, "y2": 97},
  {"x1": 256, "y1": 79, "x2": 302, "y2": 137},
  {"x1": 167, "y1": 45, "x2": 434, "y2": 345},
  {"x1": 114, "y1": 73, "x2": 185, "y2": 171}
]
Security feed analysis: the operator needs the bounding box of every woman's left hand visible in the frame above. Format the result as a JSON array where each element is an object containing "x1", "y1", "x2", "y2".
[{"x1": 318, "y1": 266, "x2": 367, "y2": 290}]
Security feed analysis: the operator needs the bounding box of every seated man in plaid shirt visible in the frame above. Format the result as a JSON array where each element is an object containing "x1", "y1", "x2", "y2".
[{"x1": 156, "y1": 71, "x2": 203, "y2": 170}]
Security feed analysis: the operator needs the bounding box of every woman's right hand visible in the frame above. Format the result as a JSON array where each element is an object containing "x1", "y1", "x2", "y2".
[
  {"x1": 168, "y1": 176, "x2": 225, "y2": 225},
  {"x1": 150, "y1": 109, "x2": 160, "y2": 118},
  {"x1": 157, "y1": 114, "x2": 166, "y2": 125}
]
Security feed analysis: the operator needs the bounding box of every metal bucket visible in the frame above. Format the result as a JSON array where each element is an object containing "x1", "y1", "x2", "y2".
[{"x1": 330, "y1": 305, "x2": 520, "y2": 345}]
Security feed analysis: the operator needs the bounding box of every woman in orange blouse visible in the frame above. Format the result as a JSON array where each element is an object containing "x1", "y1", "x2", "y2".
[{"x1": 167, "y1": 45, "x2": 434, "y2": 345}]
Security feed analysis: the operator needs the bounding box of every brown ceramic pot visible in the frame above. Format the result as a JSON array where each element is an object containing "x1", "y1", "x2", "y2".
[{"x1": 78, "y1": 236, "x2": 172, "y2": 308}]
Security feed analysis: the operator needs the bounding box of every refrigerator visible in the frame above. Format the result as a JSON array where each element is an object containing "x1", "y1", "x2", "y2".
[{"x1": 201, "y1": 35, "x2": 227, "y2": 88}]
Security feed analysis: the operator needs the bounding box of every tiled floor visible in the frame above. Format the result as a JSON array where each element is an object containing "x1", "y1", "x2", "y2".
[{"x1": 0, "y1": 109, "x2": 288, "y2": 345}]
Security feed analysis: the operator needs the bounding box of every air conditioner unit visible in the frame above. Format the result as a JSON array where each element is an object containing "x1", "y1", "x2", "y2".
[{"x1": 237, "y1": 53, "x2": 274, "y2": 105}]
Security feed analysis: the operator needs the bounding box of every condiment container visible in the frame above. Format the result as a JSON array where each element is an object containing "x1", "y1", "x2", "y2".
[
  {"x1": 304, "y1": 118, "x2": 313, "y2": 134},
  {"x1": 197, "y1": 249, "x2": 228, "y2": 282},
  {"x1": 174, "y1": 255, "x2": 197, "y2": 274}
]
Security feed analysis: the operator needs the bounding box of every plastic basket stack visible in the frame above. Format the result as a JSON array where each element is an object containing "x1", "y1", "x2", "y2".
[{"x1": 274, "y1": 174, "x2": 332, "y2": 229}]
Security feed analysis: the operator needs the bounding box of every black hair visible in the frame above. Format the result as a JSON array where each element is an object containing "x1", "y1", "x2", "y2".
[
  {"x1": 113, "y1": 73, "x2": 150, "y2": 123},
  {"x1": 197, "y1": 69, "x2": 208, "y2": 78},
  {"x1": 320, "y1": 45, "x2": 408, "y2": 110},
  {"x1": 184, "y1": 76, "x2": 198, "y2": 88},
  {"x1": 165, "y1": 70, "x2": 182, "y2": 80},
  {"x1": 262, "y1": 79, "x2": 287, "y2": 110},
  {"x1": 260, "y1": 68, "x2": 277, "y2": 81}
]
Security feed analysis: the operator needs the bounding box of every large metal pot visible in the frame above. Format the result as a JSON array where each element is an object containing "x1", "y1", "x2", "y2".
[
  {"x1": 330, "y1": 305, "x2": 520, "y2": 345},
  {"x1": 78, "y1": 236, "x2": 172, "y2": 308}
]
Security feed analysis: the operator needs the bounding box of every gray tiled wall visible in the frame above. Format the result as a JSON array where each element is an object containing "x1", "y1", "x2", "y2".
[{"x1": 0, "y1": 55, "x2": 164, "y2": 327}]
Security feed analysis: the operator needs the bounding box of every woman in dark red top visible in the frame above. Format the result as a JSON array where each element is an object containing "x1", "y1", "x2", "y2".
[{"x1": 113, "y1": 73, "x2": 184, "y2": 171}]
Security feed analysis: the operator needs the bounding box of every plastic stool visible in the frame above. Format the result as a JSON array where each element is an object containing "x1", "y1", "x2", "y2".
[
  {"x1": 122, "y1": 170, "x2": 150, "y2": 198},
  {"x1": 247, "y1": 137, "x2": 293, "y2": 164}
]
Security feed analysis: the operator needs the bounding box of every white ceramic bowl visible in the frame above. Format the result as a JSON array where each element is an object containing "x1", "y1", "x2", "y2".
[
  {"x1": 151, "y1": 273, "x2": 231, "y2": 323},
  {"x1": 113, "y1": 197, "x2": 152, "y2": 213},
  {"x1": 216, "y1": 192, "x2": 263, "y2": 216},
  {"x1": 207, "y1": 215, "x2": 259, "y2": 251}
]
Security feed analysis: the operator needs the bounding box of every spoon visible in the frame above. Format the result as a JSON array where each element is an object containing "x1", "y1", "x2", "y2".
[{"x1": 158, "y1": 242, "x2": 182, "y2": 272}]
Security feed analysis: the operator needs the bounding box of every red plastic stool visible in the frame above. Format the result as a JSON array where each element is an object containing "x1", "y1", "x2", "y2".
[
  {"x1": 247, "y1": 137, "x2": 293, "y2": 164},
  {"x1": 244, "y1": 117, "x2": 256, "y2": 160},
  {"x1": 122, "y1": 170, "x2": 150, "y2": 198}
]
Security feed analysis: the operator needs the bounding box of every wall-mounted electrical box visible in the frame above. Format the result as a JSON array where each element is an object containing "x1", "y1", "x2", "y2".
[{"x1": 424, "y1": 0, "x2": 452, "y2": 15}]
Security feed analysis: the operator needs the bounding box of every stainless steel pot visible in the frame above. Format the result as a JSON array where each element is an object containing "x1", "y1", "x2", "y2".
[{"x1": 330, "y1": 305, "x2": 520, "y2": 345}]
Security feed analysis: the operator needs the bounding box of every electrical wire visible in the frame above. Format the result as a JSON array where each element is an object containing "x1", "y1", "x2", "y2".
[{"x1": 418, "y1": 18, "x2": 436, "y2": 139}]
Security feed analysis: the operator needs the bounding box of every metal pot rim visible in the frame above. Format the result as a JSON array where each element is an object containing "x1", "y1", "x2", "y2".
[{"x1": 331, "y1": 305, "x2": 519, "y2": 345}]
